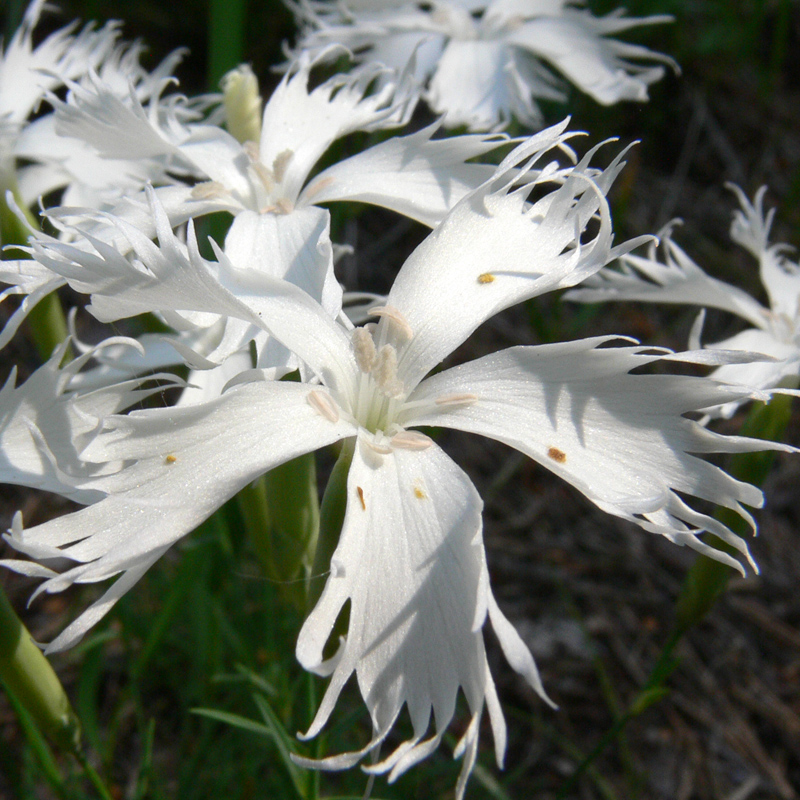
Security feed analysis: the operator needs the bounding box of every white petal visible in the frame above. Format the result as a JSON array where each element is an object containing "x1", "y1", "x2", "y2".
[
  {"x1": 260, "y1": 52, "x2": 416, "y2": 203},
  {"x1": 567, "y1": 225, "x2": 771, "y2": 330},
  {"x1": 299, "y1": 123, "x2": 509, "y2": 227},
  {"x1": 296, "y1": 438, "x2": 494, "y2": 776},
  {"x1": 387, "y1": 126, "x2": 638, "y2": 389},
  {"x1": 728, "y1": 184, "x2": 800, "y2": 321},
  {"x1": 0, "y1": 338, "x2": 180, "y2": 502},
  {"x1": 403, "y1": 338, "x2": 792, "y2": 572},
  {"x1": 426, "y1": 39, "x2": 531, "y2": 131},
  {"x1": 5, "y1": 380, "x2": 356, "y2": 650},
  {"x1": 223, "y1": 206, "x2": 341, "y2": 317},
  {"x1": 508, "y1": 10, "x2": 672, "y2": 105}
]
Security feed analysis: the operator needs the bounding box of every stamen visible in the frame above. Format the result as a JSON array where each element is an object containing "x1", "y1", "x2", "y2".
[
  {"x1": 352, "y1": 327, "x2": 377, "y2": 373},
  {"x1": 274, "y1": 198, "x2": 294, "y2": 215},
  {"x1": 191, "y1": 181, "x2": 226, "y2": 200},
  {"x1": 272, "y1": 149, "x2": 294, "y2": 184},
  {"x1": 368, "y1": 305, "x2": 414, "y2": 342},
  {"x1": 364, "y1": 436, "x2": 392, "y2": 455},
  {"x1": 251, "y1": 161, "x2": 275, "y2": 193},
  {"x1": 307, "y1": 389, "x2": 340, "y2": 423},
  {"x1": 390, "y1": 430, "x2": 433, "y2": 450},
  {"x1": 242, "y1": 140, "x2": 260, "y2": 162},
  {"x1": 374, "y1": 345, "x2": 404, "y2": 398},
  {"x1": 304, "y1": 176, "x2": 335, "y2": 199},
  {"x1": 435, "y1": 392, "x2": 478, "y2": 406}
]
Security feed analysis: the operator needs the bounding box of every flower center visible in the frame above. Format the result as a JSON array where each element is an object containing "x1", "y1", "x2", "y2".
[{"x1": 349, "y1": 307, "x2": 413, "y2": 434}]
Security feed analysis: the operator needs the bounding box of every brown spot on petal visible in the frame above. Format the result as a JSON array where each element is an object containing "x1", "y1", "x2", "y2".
[
  {"x1": 414, "y1": 485, "x2": 427, "y2": 500},
  {"x1": 357, "y1": 486, "x2": 366, "y2": 511},
  {"x1": 547, "y1": 447, "x2": 566, "y2": 463}
]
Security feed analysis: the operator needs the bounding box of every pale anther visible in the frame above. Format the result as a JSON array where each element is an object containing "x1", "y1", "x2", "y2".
[
  {"x1": 272, "y1": 149, "x2": 294, "y2": 184},
  {"x1": 242, "y1": 140, "x2": 260, "y2": 162},
  {"x1": 274, "y1": 198, "x2": 294, "y2": 215},
  {"x1": 307, "y1": 390, "x2": 339, "y2": 423},
  {"x1": 374, "y1": 345, "x2": 404, "y2": 398},
  {"x1": 352, "y1": 327, "x2": 377, "y2": 373},
  {"x1": 191, "y1": 181, "x2": 226, "y2": 200},
  {"x1": 304, "y1": 176, "x2": 335, "y2": 200},
  {"x1": 434, "y1": 392, "x2": 478, "y2": 406},
  {"x1": 390, "y1": 431, "x2": 433, "y2": 450},
  {"x1": 368, "y1": 305, "x2": 414, "y2": 342},
  {"x1": 252, "y1": 161, "x2": 275, "y2": 193},
  {"x1": 364, "y1": 437, "x2": 392, "y2": 455}
]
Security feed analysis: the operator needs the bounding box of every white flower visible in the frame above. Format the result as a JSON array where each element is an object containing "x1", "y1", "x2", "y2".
[
  {"x1": 567, "y1": 186, "x2": 800, "y2": 417},
  {"x1": 0, "y1": 336, "x2": 182, "y2": 505},
  {"x1": 2, "y1": 131, "x2": 787, "y2": 797},
  {"x1": 293, "y1": 0, "x2": 676, "y2": 131},
  {"x1": 3, "y1": 50, "x2": 520, "y2": 388},
  {"x1": 52, "y1": 48, "x2": 514, "y2": 238},
  {"x1": 7, "y1": 184, "x2": 342, "y2": 402},
  {"x1": 16, "y1": 40, "x2": 211, "y2": 211},
  {"x1": 0, "y1": 0, "x2": 119, "y2": 196}
]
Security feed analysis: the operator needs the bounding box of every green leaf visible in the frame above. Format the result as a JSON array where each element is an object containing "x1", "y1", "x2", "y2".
[{"x1": 191, "y1": 707, "x2": 275, "y2": 739}]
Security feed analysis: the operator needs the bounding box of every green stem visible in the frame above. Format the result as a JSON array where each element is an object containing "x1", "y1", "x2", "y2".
[
  {"x1": 0, "y1": 585, "x2": 81, "y2": 753},
  {"x1": 208, "y1": 0, "x2": 247, "y2": 89},
  {"x1": 308, "y1": 439, "x2": 354, "y2": 610},
  {"x1": 73, "y1": 749, "x2": 115, "y2": 800}
]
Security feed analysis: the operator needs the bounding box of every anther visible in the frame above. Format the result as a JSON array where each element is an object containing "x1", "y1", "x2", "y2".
[
  {"x1": 390, "y1": 430, "x2": 433, "y2": 450},
  {"x1": 307, "y1": 390, "x2": 340, "y2": 423},
  {"x1": 477, "y1": 273, "x2": 495, "y2": 284},
  {"x1": 191, "y1": 181, "x2": 226, "y2": 200},
  {"x1": 251, "y1": 161, "x2": 275, "y2": 193},
  {"x1": 368, "y1": 305, "x2": 414, "y2": 342},
  {"x1": 272, "y1": 149, "x2": 294, "y2": 184},
  {"x1": 304, "y1": 176, "x2": 335, "y2": 199},
  {"x1": 242, "y1": 140, "x2": 260, "y2": 162},
  {"x1": 352, "y1": 327, "x2": 377, "y2": 373},
  {"x1": 434, "y1": 392, "x2": 478, "y2": 406},
  {"x1": 374, "y1": 345, "x2": 404, "y2": 398},
  {"x1": 364, "y1": 437, "x2": 392, "y2": 455}
]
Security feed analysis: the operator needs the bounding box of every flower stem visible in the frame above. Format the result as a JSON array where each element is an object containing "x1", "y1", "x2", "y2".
[
  {"x1": 308, "y1": 439, "x2": 354, "y2": 610},
  {"x1": 0, "y1": 585, "x2": 81, "y2": 753}
]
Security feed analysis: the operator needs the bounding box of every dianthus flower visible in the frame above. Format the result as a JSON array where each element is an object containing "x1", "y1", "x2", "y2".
[
  {"x1": 2, "y1": 131, "x2": 786, "y2": 798},
  {"x1": 568, "y1": 186, "x2": 800, "y2": 418},
  {"x1": 293, "y1": 0, "x2": 675, "y2": 131}
]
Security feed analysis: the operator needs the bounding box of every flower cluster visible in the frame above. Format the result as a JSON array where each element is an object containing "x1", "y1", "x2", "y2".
[
  {"x1": 292, "y1": 0, "x2": 676, "y2": 130},
  {"x1": 0, "y1": 2, "x2": 794, "y2": 798}
]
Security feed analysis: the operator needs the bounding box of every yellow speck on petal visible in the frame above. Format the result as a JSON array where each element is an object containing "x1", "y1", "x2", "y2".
[
  {"x1": 165, "y1": 455, "x2": 177, "y2": 465},
  {"x1": 547, "y1": 447, "x2": 566, "y2": 463},
  {"x1": 477, "y1": 273, "x2": 495, "y2": 284},
  {"x1": 413, "y1": 485, "x2": 427, "y2": 500},
  {"x1": 357, "y1": 486, "x2": 366, "y2": 511}
]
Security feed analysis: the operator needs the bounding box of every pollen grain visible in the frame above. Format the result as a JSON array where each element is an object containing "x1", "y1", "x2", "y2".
[
  {"x1": 356, "y1": 486, "x2": 366, "y2": 511},
  {"x1": 477, "y1": 273, "x2": 495, "y2": 284},
  {"x1": 547, "y1": 447, "x2": 566, "y2": 463},
  {"x1": 165, "y1": 454, "x2": 177, "y2": 465}
]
